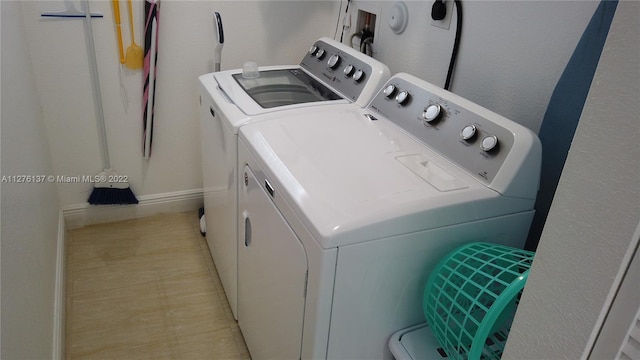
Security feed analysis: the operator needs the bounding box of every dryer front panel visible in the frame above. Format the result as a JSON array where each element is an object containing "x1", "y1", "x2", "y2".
[{"x1": 238, "y1": 164, "x2": 308, "y2": 360}]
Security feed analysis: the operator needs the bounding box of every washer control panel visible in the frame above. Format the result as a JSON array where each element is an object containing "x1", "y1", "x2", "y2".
[
  {"x1": 368, "y1": 75, "x2": 519, "y2": 186},
  {"x1": 301, "y1": 39, "x2": 376, "y2": 102}
]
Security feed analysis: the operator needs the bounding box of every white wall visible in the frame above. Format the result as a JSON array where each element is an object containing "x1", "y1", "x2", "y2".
[
  {"x1": 503, "y1": 1, "x2": 640, "y2": 358},
  {"x1": 344, "y1": 0, "x2": 598, "y2": 133},
  {"x1": 19, "y1": 0, "x2": 599, "y2": 210},
  {"x1": 1, "y1": 2, "x2": 62, "y2": 359},
  {"x1": 19, "y1": 0, "x2": 339, "y2": 208}
]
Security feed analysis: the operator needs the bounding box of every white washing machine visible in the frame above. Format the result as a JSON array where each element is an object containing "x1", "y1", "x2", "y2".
[
  {"x1": 198, "y1": 37, "x2": 390, "y2": 319},
  {"x1": 236, "y1": 73, "x2": 542, "y2": 360}
]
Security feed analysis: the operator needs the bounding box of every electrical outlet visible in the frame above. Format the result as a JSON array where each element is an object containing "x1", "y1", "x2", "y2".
[{"x1": 430, "y1": 0, "x2": 454, "y2": 30}]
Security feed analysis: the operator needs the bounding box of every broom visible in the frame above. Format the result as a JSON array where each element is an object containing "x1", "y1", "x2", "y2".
[{"x1": 84, "y1": 0, "x2": 138, "y2": 205}]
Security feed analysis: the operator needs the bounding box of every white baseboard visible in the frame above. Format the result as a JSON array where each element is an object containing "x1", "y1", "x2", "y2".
[
  {"x1": 53, "y1": 210, "x2": 66, "y2": 360},
  {"x1": 63, "y1": 189, "x2": 204, "y2": 229}
]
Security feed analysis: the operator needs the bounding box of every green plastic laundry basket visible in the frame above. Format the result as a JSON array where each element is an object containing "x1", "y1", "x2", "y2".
[{"x1": 423, "y1": 242, "x2": 535, "y2": 360}]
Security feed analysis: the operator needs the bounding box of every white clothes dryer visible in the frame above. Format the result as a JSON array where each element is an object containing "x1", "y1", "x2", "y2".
[
  {"x1": 236, "y1": 73, "x2": 541, "y2": 360},
  {"x1": 198, "y1": 37, "x2": 390, "y2": 319}
]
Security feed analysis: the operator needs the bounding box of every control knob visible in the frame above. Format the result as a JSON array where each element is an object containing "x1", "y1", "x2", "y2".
[
  {"x1": 480, "y1": 135, "x2": 499, "y2": 152},
  {"x1": 396, "y1": 91, "x2": 410, "y2": 105},
  {"x1": 353, "y1": 69, "x2": 365, "y2": 82},
  {"x1": 383, "y1": 84, "x2": 397, "y2": 98},
  {"x1": 344, "y1": 64, "x2": 355, "y2": 77},
  {"x1": 328, "y1": 54, "x2": 341, "y2": 69},
  {"x1": 315, "y1": 48, "x2": 326, "y2": 59},
  {"x1": 460, "y1": 125, "x2": 477, "y2": 140},
  {"x1": 422, "y1": 104, "x2": 443, "y2": 123},
  {"x1": 309, "y1": 45, "x2": 318, "y2": 56}
]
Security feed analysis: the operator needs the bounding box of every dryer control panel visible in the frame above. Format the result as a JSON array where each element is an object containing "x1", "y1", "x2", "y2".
[
  {"x1": 368, "y1": 73, "x2": 541, "y2": 199},
  {"x1": 300, "y1": 38, "x2": 389, "y2": 105}
]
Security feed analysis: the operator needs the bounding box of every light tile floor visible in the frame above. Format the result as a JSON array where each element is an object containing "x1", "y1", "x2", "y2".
[{"x1": 66, "y1": 212, "x2": 250, "y2": 359}]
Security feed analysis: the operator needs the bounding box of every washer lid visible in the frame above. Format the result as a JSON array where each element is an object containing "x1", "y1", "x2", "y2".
[
  {"x1": 214, "y1": 66, "x2": 349, "y2": 116},
  {"x1": 231, "y1": 69, "x2": 342, "y2": 109},
  {"x1": 239, "y1": 106, "x2": 521, "y2": 248}
]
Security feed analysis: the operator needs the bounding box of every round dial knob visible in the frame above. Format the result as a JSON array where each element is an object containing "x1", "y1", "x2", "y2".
[
  {"x1": 383, "y1": 84, "x2": 397, "y2": 98},
  {"x1": 328, "y1": 54, "x2": 341, "y2": 68},
  {"x1": 315, "y1": 48, "x2": 326, "y2": 59},
  {"x1": 422, "y1": 104, "x2": 442, "y2": 123},
  {"x1": 395, "y1": 91, "x2": 410, "y2": 105},
  {"x1": 460, "y1": 125, "x2": 477, "y2": 140},
  {"x1": 309, "y1": 45, "x2": 318, "y2": 56},
  {"x1": 344, "y1": 64, "x2": 355, "y2": 77},
  {"x1": 480, "y1": 135, "x2": 499, "y2": 152},
  {"x1": 352, "y1": 69, "x2": 365, "y2": 82}
]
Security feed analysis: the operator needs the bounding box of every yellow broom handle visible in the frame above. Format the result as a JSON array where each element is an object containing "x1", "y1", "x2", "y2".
[
  {"x1": 112, "y1": 0, "x2": 125, "y2": 64},
  {"x1": 128, "y1": 0, "x2": 135, "y2": 40}
]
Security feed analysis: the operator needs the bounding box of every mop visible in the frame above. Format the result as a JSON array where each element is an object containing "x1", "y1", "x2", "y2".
[{"x1": 85, "y1": 0, "x2": 138, "y2": 205}]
